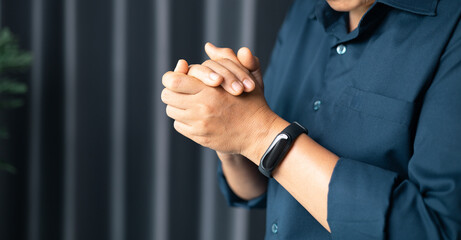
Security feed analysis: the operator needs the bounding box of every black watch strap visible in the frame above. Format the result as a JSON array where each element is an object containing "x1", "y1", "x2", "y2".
[{"x1": 258, "y1": 122, "x2": 308, "y2": 178}]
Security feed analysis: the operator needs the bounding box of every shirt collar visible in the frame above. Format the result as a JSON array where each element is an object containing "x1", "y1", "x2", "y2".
[
  {"x1": 311, "y1": 0, "x2": 439, "y2": 18},
  {"x1": 312, "y1": 0, "x2": 439, "y2": 44},
  {"x1": 377, "y1": 0, "x2": 439, "y2": 16}
]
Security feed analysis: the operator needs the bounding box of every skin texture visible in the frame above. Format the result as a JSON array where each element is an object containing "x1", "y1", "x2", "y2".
[
  {"x1": 161, "y1": 1, "x2": 374, "y2": 233},
  {"x1": 174, "y1": 48, "x2": 268, "y2": 200},
  {"x1": 327, "y1": 0, "x2": 375, "y2": 31},
  {"x1": 161, "y1": 67, "x2": 271, "y2": 155}
]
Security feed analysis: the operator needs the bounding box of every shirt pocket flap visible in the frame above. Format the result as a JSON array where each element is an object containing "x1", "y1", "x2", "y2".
[{"x1": 337, "y1": 86, "x2": 414, "y2": 126}]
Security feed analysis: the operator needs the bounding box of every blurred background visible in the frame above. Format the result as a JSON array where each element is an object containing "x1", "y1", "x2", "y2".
[{"x1": 0, "y1": 0, "x2": 293, "y2": 239}]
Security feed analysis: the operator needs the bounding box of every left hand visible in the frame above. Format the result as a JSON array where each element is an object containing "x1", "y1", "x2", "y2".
[{"x1": 161, "y1": 63, "x2": 278, "y2": 159}]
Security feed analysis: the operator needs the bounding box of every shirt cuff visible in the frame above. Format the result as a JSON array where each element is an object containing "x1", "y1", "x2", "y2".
[
  {"x1": 327, "y1": 158, "x2": 398, "y2": 239},
  {"x1": 217, "y1": 161, "x2": 267, "y2": 209}
]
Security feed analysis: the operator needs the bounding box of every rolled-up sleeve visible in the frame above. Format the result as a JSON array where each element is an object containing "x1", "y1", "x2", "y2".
[
  {"x1": 217, "y1": 161, "x2": 267, "y2": 209},
  {"x1": 327, "y1": 21, "x2": 461, "y2": 239}
]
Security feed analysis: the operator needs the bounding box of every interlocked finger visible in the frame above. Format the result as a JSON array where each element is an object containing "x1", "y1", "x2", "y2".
[
  {"x1": 165, "y1": 105, "x2": 194, "y2": 124},
  {"x1": 162, "y1": 71, "x2": 204, "y2": 94},
  {"x1": 161, "y1": 88, "x2": 193, "y2": 109},
  {"x1": 214, "y1": 58, "x2": 255, "y2": 92},
  {"x1": 188, "y1": 64, "x2": 224, "y2": 87}
]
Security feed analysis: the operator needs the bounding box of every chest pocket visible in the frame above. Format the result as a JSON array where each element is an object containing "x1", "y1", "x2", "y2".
[{"x1": 336, "y1": 86, "x2": 414, "y2": 127}]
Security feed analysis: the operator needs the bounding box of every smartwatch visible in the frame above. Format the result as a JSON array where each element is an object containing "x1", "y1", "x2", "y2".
[{"x1": 258, "y1": 122, "x2": 308, "y2": 178}]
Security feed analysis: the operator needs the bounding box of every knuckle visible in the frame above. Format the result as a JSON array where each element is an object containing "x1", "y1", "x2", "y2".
[
  {"x1": 189, "y1": 65, "x2": 209, "y2": 82},
  {"x1": 219, "y1": 58, "x2": 234, "y2": 65},
  {"x1": 199, "y1": 104, "x2": 213, "y2": 116},
  {"x1": 222, "y1": 48, "x2": 234, "y2": 55},
  {"x1": 161, "y1": 88, "x2": 169, "y2": 103},
  {"x1": 222, "y1": 58, "x2": 249, "y2": 75},
  {"x1": 199, "y1": 136, "x2": 211, "y2": 146},
  {"x1": 220, "y1": 68, "x2": 236, "y2": 82},
  {"x1": 188, "y1": 64, "x2": 199, "y2": 71},
  {"x1": 170, "y1": 77, "x2": 182, "y2": 89},
  {"x1": 165, "y1": 105, "x2": 173, "y2": 118},
  {"x1": 194, "y1": 124, "x2": 209, "y2": 137},
  {"x1": 173, "y1": 121, "x2": 188, "y2": 136},
  {"x1": 199, "y1": 139, "x2": 209, "y2": 146},
  {"x1": 232, "y1": 71, "x2": 247, "y2": 81},
  {"x1": 162, "y1": 71, "x2": 173, "y2": 87},
  {"x1": 163, "y1": 72, "x2": 183, "y2": 89},
  {"x1": 173, "y1": 121, "x2": 182, "y2": 133},
  {"x1": 197, "y1": 120, "x2": 208, "y2": 132},
  {"x1": 203, "y1": 60, "x2": 214, "y2": 66},
  {"x1": 194, "y1": 128, "x2": 205, "y2": 137}
]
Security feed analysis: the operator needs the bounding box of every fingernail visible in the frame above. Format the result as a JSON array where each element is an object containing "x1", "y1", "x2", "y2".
[
  {"x1": 209, "y1": 72, "x2": 221, "y2": 82},
  {"x1": 174, "y1": 60, "x2": 181, "y2": 72},
  {"x1": 243, "y1": 79, "x2": 254, "y2": 90},
  {"x1": 232, "y1": 81, "x2": 243, "y2": 93}
]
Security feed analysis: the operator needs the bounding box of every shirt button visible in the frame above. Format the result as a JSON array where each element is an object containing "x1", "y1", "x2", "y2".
[
  {"x1": 313, "y1": 100, "x2": 322, "y2": 111},
  {"x1": 271, "y1": 223, "x2": 278, "y2": 234},
  {"x1": 336, "y1": 44, "x2": 347, "y2": 55}
]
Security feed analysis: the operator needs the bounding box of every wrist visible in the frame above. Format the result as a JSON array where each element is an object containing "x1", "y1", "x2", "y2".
[
  {"x1": 216, "y1": 151, "x2": 242, "y2": 162},
  {"x1": 241, "y1": 109, "x2": 289, "y2": 165},
  {"x1": 217, "y1": 151, "x2": 252, "y2": 170}
]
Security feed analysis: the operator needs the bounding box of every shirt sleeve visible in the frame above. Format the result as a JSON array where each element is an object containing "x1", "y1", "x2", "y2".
[
  {"x1": 327, "y1": 20, "x2": 461, "y2": 239},
  {"x1": 216, "y1": 161, "x2": 267, "y2": 209}
]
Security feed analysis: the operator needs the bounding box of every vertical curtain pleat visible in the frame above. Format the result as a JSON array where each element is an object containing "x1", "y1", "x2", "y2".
[
  {"x1": 199, "y1": 1, "x2": 220, "y2": 239},
  {"x1": 153, "y1": 0, "x2": 171, "y2": 240},
  {"x1": 198, "y1": 149, "x2": 219, "y2": 240},
  {"x1": 241, "y1": 0, "x2": 257, "y2": 49},
  {"x1": 28, "y1": 0, "x2": 43, "y2": 239},
  {"x1": 229, "y1": 1, "x2": 258, "y2": 239},
  {"x1": 110, "y1": 0, "x2": 128, "y2": 239},
  {"x1": 63, "y1": 0, "x2": 77, "y2": 239}
]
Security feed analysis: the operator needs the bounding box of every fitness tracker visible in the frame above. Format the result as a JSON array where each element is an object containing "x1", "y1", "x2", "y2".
[{"x1": 258, "y1": 122, "x2": 308, "y2": 178}]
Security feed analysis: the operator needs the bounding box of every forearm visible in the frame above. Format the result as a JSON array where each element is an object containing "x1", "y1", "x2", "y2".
[
  {"x1": 217, "y1": 152, "x2": 268, "y2": 200},
  {"x1": 273, "y1": 132, "x2": 338, "y2": 232},
  {"x1": 242, "y1": 115, "x2": 339, "y2": 232}
]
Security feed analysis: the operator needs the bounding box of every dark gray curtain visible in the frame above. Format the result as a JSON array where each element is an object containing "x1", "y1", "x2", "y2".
[{"x1": 0, "y1": 0, "x2": 293, "y2": 239}]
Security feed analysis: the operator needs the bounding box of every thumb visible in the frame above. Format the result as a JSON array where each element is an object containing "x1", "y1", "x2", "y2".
[
  {"x1": 204, "y1": 42, "x2": 240, "y2": 62},
  {"x1": 237, "y1": 47, "x2": 260, "y2": 72},
  {"x1": 174, "y1": 59, "x2": 189, "y2": 74}
]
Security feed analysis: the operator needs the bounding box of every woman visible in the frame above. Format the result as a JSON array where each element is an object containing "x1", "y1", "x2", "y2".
[{"x1": 161, "y1": 0, "x2": 461, "y2": 239}]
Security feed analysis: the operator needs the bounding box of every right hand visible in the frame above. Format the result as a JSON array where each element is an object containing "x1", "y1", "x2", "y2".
[
  {"x1": 203, "y1": 42, "x2": 263, "y2": 92},
  {"x1": 173, "y1": 43, "x2": 263, "y2": 95}
]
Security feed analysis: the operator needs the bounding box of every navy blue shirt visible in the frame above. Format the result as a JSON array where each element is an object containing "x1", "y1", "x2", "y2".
[{"x1": 218, "y1": 0, "x2": 461, "y2": 239}]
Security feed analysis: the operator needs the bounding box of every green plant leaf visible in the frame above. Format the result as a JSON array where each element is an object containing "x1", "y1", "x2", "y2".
[
  {"x1": 0, "y1": 28, "x2": 32, "y2": 73},
  {"x1": 0, "y1": 161, "x2": 16, "y2": 174},
  {"x1": 0, "y1": 78, "x2": 28, "y2": 94}
]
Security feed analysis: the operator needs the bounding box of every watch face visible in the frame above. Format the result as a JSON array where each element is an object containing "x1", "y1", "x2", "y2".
[{"x1": 262, "y1": 133, "x2": 290, "y2": 168}]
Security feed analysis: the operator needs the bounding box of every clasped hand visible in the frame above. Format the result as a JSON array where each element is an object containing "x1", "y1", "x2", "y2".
[{"x1": 161, "y1": 43, "x2": 278, "y2": 161}]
